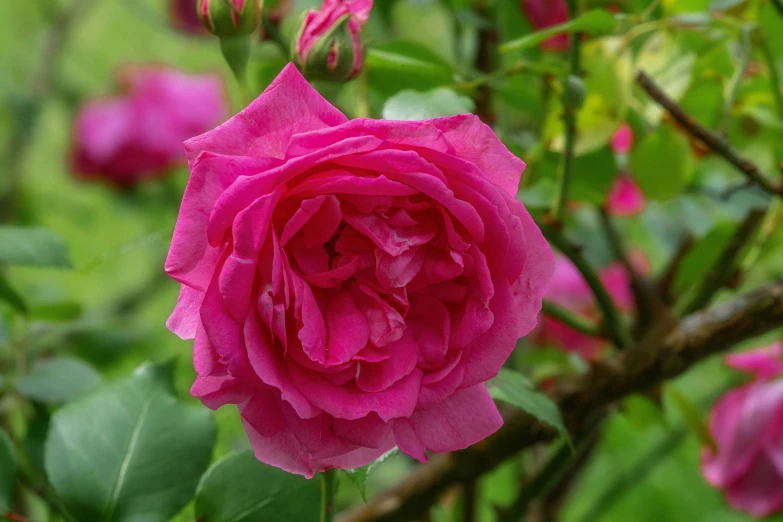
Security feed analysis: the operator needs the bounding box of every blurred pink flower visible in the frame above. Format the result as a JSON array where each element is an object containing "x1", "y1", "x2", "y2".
[
  {"x1": 605, "y1": 123, "x2": 645, "y2": 217},
  {"x1": 165, "y1": 64, "x2": 553, "y2": 477},
  {"x1": 520, "y1": 0, "x2": 569, "y2": 51},
  {"x1": 294, "y1": 0, "x2": 372, "y2": 80},
  {"x1": 610, "y1": 123, "x2": 633, "y2": 154},
  {"x1": 702, "y1": 343, "x2": 783, "y2": 517},
  {"x1": 606, "y1": 174, "x2": 645, "y2": 217},
  {"x1": 534, "y1": 253, "x2": 645, "y2": 359},
  {"x1": 72, "y1": 67, "x2": 226, "y2": 186},
  {"x1": 171, "y1": 0, "x2": 207, "y2": 35}
]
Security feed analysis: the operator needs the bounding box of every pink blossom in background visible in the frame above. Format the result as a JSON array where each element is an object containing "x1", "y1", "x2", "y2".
[
  {"x1": 605, "y1": 174, "x2": 645, "y2": 217},
  {"x1": 534, "y1": 254, "x2": 646, "y2": 359},
  {"x1": 295, "y1": 0, "x2": 372, "y2": 79},
  {"x1": 610, "y1": 123, "x2": 633, "y2": 154},
  {"x1": 702, "y1": 343, "x2": 783, "y2": 517},
  {"x1": 72, "y1": 67, "x2": 226, "y2": 187},
  {"x1": 165, "y1": 64, "x2": 553, "y2": 476},
  {"x1": 171, "y1": 0, "x2": 207, "y2": 35},
  {"x1": 606, "y1": 123, "x2": 645, "y2": 216},
  {"x1": 520, "y1": 0, "x2": 569, "y2": 51}
]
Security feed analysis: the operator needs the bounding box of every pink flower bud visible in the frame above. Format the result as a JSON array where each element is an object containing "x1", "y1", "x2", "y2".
[
  {"x1": 520, "y1": 0, "x2": 569, "y2": 51},
  {"x1": 197, "y1": 0, "x2": 261, "y2": 38},
  {"x1": 171, "y1": 0, "x2": 207, "y2": 35},
  {"x1": 294, "y1": 0, "x2": 372, "y2": 81},
  {"x1": 605, "y1": 174, "x2": 645, "y2": 217}
]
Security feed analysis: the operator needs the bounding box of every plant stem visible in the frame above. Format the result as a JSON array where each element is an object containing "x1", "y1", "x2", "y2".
[
  {"x1": 538, "y1": 222, "x2": 631, "y2": 349},
  {"x1": 551, "y1": 0, "x2": 581, "y2": 223},
  {"x1": 321, "y1": 469, "x2": 337, "y2": 522},
  {"x1": 541, "y1": 300, "x2": 602, "y2": 338}
]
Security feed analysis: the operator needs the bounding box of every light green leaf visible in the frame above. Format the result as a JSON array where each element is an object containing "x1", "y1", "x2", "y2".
[
  {"x1": 343, "y1": 448, "x2": 399, "y2": 502},
  {"x1": 0, "y1": 430, "x2": 17, "y2": 512},
  {"x1": 366, "y1": 41, "x2": 455, "y2": 98},
  {"x1": 637, "y1": 33, "x2": 696, "y2": 124},
  {"x1": 0, "y1": 226, "x2": 73, "y2": 268},
  {"x1": 195, "y1": 449, "x2": 319, "y2": 522},
  {"x1": 500, "y1": 9, "x2": 617, "y2": 53},
  {"x1": 570, "y1": 146, "x2": 619, "y2": 205},
  {"x1": 630, "y1": 125, "x2": 694, "y2": 200},
  {"x1": 487, "y1": 369, "x2": 568, "y2": 439},
  {"x1": 0, "y1": 273, "x2": 27, "y2": 314},
  {"x1": 45, "y1": 362, "x2": 217, "y2": 522},
  {"x1": 382, "y1": 88, "x2": 474, "y2": 120},
  {"x1": 15, "y1": 357, "x2": 101, "y2": 404}
]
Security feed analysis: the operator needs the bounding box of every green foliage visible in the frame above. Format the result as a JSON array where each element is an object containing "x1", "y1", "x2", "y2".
[
  {"x1": 45, "y1": 363, "x2": 217, "y2": 522},
  {"x1": 631, "y1": 125, "x2": 694, "y2": 200},
  {"x1": 195, "y1": 450, "x2": 320, "y2": 522},
  {"x1": 0, "y1": 430, "x2": 17, "y2": 512},
  {"x1": 487, "y1": 369, "x2": 568, "y2": 440},
  {"x1": 382, "y1": 88, "x2": 474, "y2": 120},
  {"x1": 366, "y1": 42, "x2": 455, "y2": 97},
  {"x1": 0, "y1": 226, "x2": 72, "y2": 268},
  {"x1": 15, "y1": 357, "x2": 101, "y2": 404}
]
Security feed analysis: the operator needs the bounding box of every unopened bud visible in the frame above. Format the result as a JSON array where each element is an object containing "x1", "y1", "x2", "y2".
[{"x1": 197, "y1": 0, "x2": 262, "y2": 38}]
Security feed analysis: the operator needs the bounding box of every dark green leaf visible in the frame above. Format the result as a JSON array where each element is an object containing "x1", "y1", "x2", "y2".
[
  {"x1": 631, "y1": 126, "x2": 694, "y2": 200},
  {"x1": 382, "y1": 88, "x2": 474, "y2": 120},
  {"x1": 195, "y1": 449, "x2": 319, "y2": 522},
  {"x1": 45, "y1": 363, "x2": 217, "y2": 522},
  {"x1": 28, "y1": 300, "x2": 82, "y2": 321},
  {"x1": 0, "y1": 273, "x2": 27, "y2": 314},
  {"x1": 15, "y1": 357, "x2": 101, "y2": 404},
  {"x1": 0, "y1": 226, "x2": 72, "y2": 268},
  {"x1": 487, "y1": 369, "x2": 568, "y2": 438},
  {"x1": 366, "y1": 41, "x2": 454, "y2": 97},
  {"x1": 0, "y1": 430, "x2": 17, "y2": 512}
]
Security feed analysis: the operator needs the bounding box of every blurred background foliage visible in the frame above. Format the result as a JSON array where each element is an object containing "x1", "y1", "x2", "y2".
[{"x1": 2, "y1": 0, "x2": 783, "y2": 521}]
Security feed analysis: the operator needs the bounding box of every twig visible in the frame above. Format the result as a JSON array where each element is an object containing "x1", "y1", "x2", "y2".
[
  {"x1": 541, "y1": 300, "x2": 602, "y2": 338},
  {"x1": 636, "y1": 71, "x2": 783, "y2": 196},
  {"x1": 551, "y1": 0, "x2": 582, "y2": 223},
  {"x1": 597, "y1": 208, "x2": 655, "y2": 337},
  {"x1": 539, "y1": 223, "x2": 631, "y2": 349},
  {"x1": 338, "y1": 280, "x2": 783, "y2": 522},
  {"x1": 462, "y1": 479, "x2": 477, "y2": 522},
  {"x1": 681, "y1": 209, "x2": 765, "y2": 315}
]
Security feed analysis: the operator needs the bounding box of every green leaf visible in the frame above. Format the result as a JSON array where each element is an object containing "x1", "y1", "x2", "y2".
[
  {"x1": 500, "y1": 9, "x2": 617, "y2": 53},
  {"x1": 28, "y1": 300, "x2": 82, "y2": 321},
  {"x1": 0, "y1": 273, "x2": 27, "y2": 314},
  {"x1": 637, "y1": 33, "x2": 696, "y2": 124},
  {"x1": 666, "y1": 386, "x2": 716, "y2": 452},
  {"x1": 487, "y1": 369, "x2": 568, "y2": 439},
  {"x1": 0, "y1": 226, "x2": 73, "y2": 268},
  {"x1": 195, "y1": 449, "x2": 319, "y2": 522},
  {"x1": 570, "y1": 146, "x2": 619, "y2": 205},
  {"x1": 382, "y1": 88, "x2": 474, "y2": 121},
  {"x1": 366, "y1": 41, "x2": 455, "y2": 98},
  {"x1": 15, "y1": 357, "x2": 102, "y2": 404},
  {"x1": 0, "y1": 430, "x2": 17, "y2": 512},
  {"x1": 45, "y1": 363, "x2": 217, "y2": 522},
  {"x1": 343, "y1": 448, "x2": 399, "y2": 502},
  {"x1": 630, "y1": 126, "x2": 694, "y2": 200},
  {"x1": 673, "y1": 221, "x2": 734, "y2": 295}
]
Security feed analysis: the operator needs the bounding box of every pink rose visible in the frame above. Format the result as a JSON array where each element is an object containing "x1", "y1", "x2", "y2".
[
  {"x1": 165, "y1": 64, "x2": 553, "y2": 477},
  {"x1": 606, "y1": 124, "x2": 645, "y2": 216},
  {"x1": 294, "y1": 0, "x2": 372, "y2": 81},
  {"x1": 702, "y1": 344, "x2": 783, "y2": 517},
  {"x1": 72, "y1": 66, "x2": 227, "y2": 186},
  {"x1": 520, "y1": 0, "x2": 569, "y2": 51},
  {"x1": 534, "y1": 254, "x2": 645, "y2": 359}
]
